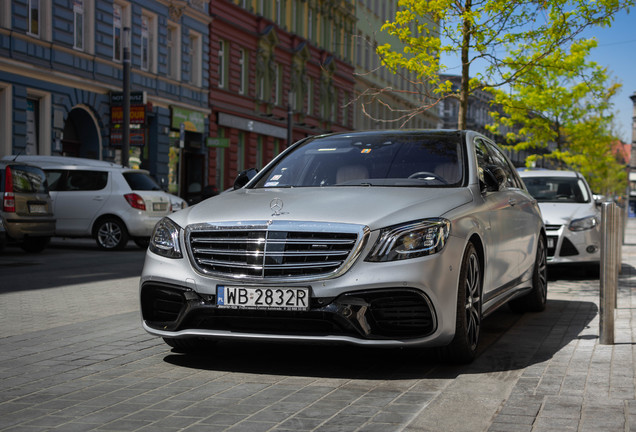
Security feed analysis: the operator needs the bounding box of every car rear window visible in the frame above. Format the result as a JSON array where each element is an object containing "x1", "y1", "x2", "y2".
[
  {"x1": 523, "y1": 176, "x2": 591, "y2": 203},
  {"x1": 123, "y1": 172, "x2": 163, "y2": 191},
  {"x1": 7, "y1": 165, "x2": 49, "y2": 194}
]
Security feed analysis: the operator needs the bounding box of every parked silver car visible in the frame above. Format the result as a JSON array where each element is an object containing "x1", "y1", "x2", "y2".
[
  {"x1": 140, "y1": 130, "x2": 547, "y2": 363},
  {"x1": 519, "y1": 169, "x2": 600, "y2": 266},
  {"x1": 4, "y1": 155, "x2": 173, "y2": 250}
]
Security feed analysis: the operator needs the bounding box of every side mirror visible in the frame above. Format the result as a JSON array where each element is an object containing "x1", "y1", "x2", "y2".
[
  {"x1": 481, "y1": 166, "x2": 506, "y2": 192},
  {"x1": 233, "y1": 168, "x2": 259, "y2": 190}
]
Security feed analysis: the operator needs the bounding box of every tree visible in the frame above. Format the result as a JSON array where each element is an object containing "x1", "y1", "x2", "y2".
[
  {"x1": 376, "y1": 0, "x2": 631, "y2": 129},
  {"x1": 486, "y1": 38, "x2": 627, "y2": 196}
]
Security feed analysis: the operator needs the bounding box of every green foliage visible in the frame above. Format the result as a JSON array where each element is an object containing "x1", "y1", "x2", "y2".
[
  {"x1": 377, "y1": 0, "x2": 631, "y2": 196},
  {"x1": 378, "y1": 0, "x2": 632, "y2": 129}
]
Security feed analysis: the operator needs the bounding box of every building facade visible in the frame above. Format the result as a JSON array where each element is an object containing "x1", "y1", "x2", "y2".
[
  {"x1": 0, "y1": 0, "x2": 210, "y2": 202},
  {"x1": 354, "y1": 0, "x2": 439, "y2": 131},
  {"x1": 208, "y1": 0, "x2": 356, "y2": 190}
]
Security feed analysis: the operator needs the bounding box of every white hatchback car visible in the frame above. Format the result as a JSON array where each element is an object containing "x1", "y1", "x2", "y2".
[
  {"x1": 4, "y1": 155, "x2": 173, "y2": 250},
  {"x1": 519, "y1": 169, "x2": 600, "y2": 265}
]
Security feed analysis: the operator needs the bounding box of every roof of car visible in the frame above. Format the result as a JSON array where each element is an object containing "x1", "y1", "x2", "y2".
[
  {"x1": 2, "y1": 155, "x2": 138, "y2": 171},
  {"x1": 518, "y1": 169, "x2": 581, "y2": 178}
]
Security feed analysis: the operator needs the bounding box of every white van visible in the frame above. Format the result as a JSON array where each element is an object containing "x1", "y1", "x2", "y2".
[{"x1": 3, "y1": 155, "x2": 173, "y2": 250}]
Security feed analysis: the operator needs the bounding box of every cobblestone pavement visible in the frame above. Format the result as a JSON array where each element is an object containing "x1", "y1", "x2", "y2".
[{"x1": 1, "y1": 223, "x2": 636, "y2": 431}]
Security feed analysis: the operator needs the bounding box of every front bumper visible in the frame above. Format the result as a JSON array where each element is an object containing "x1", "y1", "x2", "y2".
[
  {"x1": 545, "y1": 224, "x2": 600, "y2": 264},
  {"x1": 141, "y1": 282, "x2": 437, "y2": 345},
  {"x1": 139, "y1": 234, "x2": 466, "y2": 347}
]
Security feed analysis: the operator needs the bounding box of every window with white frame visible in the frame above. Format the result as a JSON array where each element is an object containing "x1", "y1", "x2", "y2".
[
  {"x1": 238, "y1": 48, "x2": 246, "y2": 95},
  {"x1": 188, "y1": 31, "x2": 202, "y2": 86},
  {"x1": 141, "y1": 11, "x2": 156, "y2": 73},
  {"x1": 28, "y1": 0, "x2": 39, "y2": 36},
  {"x1": 1, "y1": 0, "x2": 10, "y2": 29},
  {"x1": 141, "y1": 15, "x2": 150, "y2": 70},
  {"x1": 273, "y1": 63, "x2": 280, "y2": 105},
  {"x1": 218, "y1": 40, "x2": 226, "y2": 88},
  {"x1": 73, "y1": 0, "x2": 84, "y2": 50},
  {"x1": 113, "y1": 4, "x2": 123, "y2": 61},
  {"x1": 306, "y1": 77, "x2": 312, "y2": 115},
  {"x1": 166, "y1": 23, "x2": 180, "y2": 80},
  {"x1": 25, "y1": 90, "x2": 51, "y2": 156},
  {"x1": 0, "y1": 84, "x2": 11, "y2": 156}
]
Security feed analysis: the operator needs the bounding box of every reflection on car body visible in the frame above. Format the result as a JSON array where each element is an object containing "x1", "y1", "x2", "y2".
[
  {"x1": 140, "y1": 130, "x2": 547, "y2": 363},
  {"x1": 519, "y1": 169, "x2": 600, "y2": 266}
]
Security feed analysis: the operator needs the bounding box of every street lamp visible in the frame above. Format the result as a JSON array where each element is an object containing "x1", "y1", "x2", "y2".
[{"x1": 122, "y1": 26, "x2": 131, "y2": 167}]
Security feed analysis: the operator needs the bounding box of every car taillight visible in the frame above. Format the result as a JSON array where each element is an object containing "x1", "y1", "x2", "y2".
[
  {"x1": 124, "y1": 193, "x2": 146, "y2": 211},
  {"x1": 3, "y1": 166, "x2": 15, "y2": 212}
]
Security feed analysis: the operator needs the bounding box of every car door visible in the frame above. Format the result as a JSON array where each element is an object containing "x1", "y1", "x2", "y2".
[
  {"x1": 47, "y1": 169, "x2": 110, "y2": 235},
  {"x1": 473, "y1": 138, "x2": 526, "y2": 297}
]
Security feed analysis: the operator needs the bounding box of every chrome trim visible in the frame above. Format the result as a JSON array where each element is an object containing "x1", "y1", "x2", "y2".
[{"x1": 185, "y1": 220, "x2": 370, "y2": 283}]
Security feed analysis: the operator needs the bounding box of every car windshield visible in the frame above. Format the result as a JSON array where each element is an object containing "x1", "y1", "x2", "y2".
[
  {"x1": 523, "y1": 176, "x2": 591, "y2": 203},
  {"x1": 253, "y1": 132, "x2": 464, "y2": 188},
  {"x1": 123, "y1": 172, "x2": 163, "y2": 191}
]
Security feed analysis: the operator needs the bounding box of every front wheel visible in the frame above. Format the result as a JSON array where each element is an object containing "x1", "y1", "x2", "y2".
[
  {"x1": 95, "y1": 218, "x2": 129, "y2": 250},
  {"x1": 442, "y1": 242, "x2": 482, "y2": 364},
  {"x1": 509, "y1": 236, "x2": 548, "y2": 312}
]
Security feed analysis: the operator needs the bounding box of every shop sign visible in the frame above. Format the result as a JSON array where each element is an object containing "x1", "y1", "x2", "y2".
[
  {"x1": 171, "y1": 107, "x2": 205, "y2": 133},
  {"x1": 110, "y1": 91, "x2": 146, "y2": 126},
  {"x1": 206, "y1": 137, "x2": 230, "y2": 148}
]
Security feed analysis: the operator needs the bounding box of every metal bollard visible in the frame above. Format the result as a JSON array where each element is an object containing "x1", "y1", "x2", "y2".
[{"x1": 599, "y1": 202, "x2": 616, "y2": 345}]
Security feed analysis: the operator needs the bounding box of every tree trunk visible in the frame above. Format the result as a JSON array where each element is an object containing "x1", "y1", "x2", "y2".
[{"x1": 457, "y1": 0, "x2": 472, "y2": 130}]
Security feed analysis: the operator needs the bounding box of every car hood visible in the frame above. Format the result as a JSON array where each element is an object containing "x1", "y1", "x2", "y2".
[
  {"x1": 538, "y1": 202, "x2": 598, "y2": 225},
  {"x1": 170, "y1": 187, "x2": 473, "y2": 230}
]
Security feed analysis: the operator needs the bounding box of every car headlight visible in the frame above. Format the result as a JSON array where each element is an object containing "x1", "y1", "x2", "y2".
[
  {"x1": 366, "y1": 218, "x2": 451, "y2": 262},
  {"x1": 569, "y1": 216, "x2": 598, "y2": 231},
  {"x1": 149, "y1": 218, "x2": 182, "y2": 258}
]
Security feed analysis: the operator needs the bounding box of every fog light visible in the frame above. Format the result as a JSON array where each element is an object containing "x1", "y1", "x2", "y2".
[{"x1": 586, "y1": 245, "x2": 598, "y2": 254}]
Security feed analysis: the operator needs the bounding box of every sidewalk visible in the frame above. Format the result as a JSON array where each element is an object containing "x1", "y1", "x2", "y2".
[{"x1": 485, "y1": 218, "x2": 636, "y2": 432}]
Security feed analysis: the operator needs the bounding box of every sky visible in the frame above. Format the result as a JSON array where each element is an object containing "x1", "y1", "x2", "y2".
[
  {"x1": 583, "y1": 8, "x2": 636, "y2": 143},
  {"x1": 440, "y1": 7, "x2": 636, "y2": 143}
]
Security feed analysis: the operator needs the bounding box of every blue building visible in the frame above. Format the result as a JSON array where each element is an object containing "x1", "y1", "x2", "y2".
[{"x1": 0, "y1": 0, "x2": 210, "y2": 200}]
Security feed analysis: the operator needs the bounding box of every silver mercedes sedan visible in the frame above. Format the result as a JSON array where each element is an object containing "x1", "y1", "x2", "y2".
[{"x1": 140, "y1": 130, "x2": 547, "y2": 363}]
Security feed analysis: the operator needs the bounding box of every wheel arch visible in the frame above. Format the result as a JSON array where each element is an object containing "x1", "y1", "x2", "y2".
[{"x1": 91, "y1": 213, "x2": 129, "y2": 238}]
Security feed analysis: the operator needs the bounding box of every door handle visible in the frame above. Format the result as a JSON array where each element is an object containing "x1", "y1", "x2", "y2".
[{"x1": 508, "y1": 198, "x2": 517, "y2": 206}]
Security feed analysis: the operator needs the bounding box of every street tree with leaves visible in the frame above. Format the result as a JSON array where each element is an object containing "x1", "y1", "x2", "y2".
[
  {"x1": 376, "y1": 0, "x2": 632, "y2": 130},
  {"x1": 485, "y1": 38, "x2": 627, "y2": 196}
]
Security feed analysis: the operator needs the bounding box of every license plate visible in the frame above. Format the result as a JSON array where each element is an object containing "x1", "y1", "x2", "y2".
[
  {"x1": 29, "y1": 204, "x2": 47, "y2": 214},
  {"x1": 153, "y1": 202, "x2": 169, "y2": 211},
  {"x1": 217, "y1": 285, "x2": 310, "y2": 310},
  {"x1": 547, "y1": 237, "x2": 556, "y2": 249}
]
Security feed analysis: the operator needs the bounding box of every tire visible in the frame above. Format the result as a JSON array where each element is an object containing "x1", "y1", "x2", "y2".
[
  {"x1": 20, "y1": 236, "x2": 50, "y2": 253},
  {"x1": 509, "y1": 235, "x2": 548, "y2": 313},
  {"x1": 134, "y1": 237, "x2": 150, "y2": 249},
  {"x1": 442, "y1": 242, "x2": 482, "y2": 364},
  {"x1": 163, "y1": 337, "x2": 215, "y2": 353},
  {"x1": 95, "y1": 217, "x2": 129, "y2": 250}
]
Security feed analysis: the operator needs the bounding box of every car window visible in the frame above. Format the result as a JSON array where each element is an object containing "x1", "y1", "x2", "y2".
[
  {"x1": 253, "y1": 132, "x2": 464, "y2": 188},
  {"x1": 65, "y1": 171, "x2": 108, "y2": 191},
  {"x1": 6, "y1": 165, "x2": 49, "y2": 194},
  {"x1": 474, "y1": 138, "x2": 517, "y2": 189},
  {"x1": 523, "y1": 176, "x2": 591, "y2": 203},
  {"x1": 123, "y1": 172, "x2": 163, "y2": 191}
]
